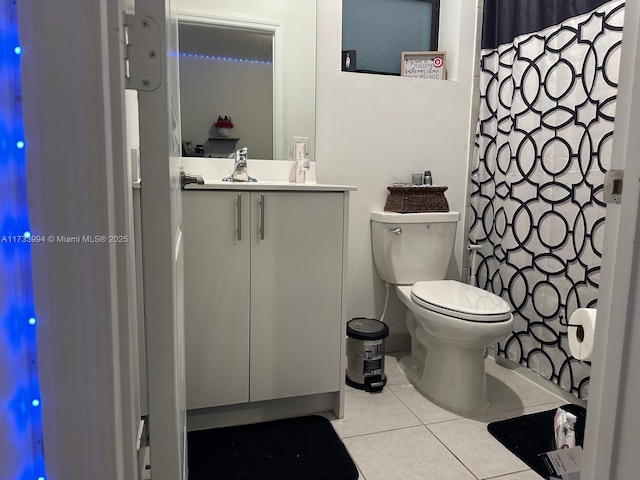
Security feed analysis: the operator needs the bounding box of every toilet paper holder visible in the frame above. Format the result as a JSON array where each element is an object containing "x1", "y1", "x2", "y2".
[
  {"x1": 559, "y1": 315, "x2": 580, "y2": 327},
  {"x1": 559, "y1": 315, "x2": 585, "y2": 340}
]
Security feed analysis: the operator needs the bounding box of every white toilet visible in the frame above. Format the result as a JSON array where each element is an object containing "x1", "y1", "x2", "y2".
[{"x1": 371, "y1": 211, "x2": 513, "y2": 412}]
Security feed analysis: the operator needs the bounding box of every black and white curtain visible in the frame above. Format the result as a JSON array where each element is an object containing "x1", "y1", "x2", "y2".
[{"x1": 470, "y1": 0, "x2": 624, "y2": 399}]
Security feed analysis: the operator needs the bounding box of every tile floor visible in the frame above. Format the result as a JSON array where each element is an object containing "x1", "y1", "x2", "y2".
[{"x1": 327, "y1": 353, "x2": 572, "y2": 480}]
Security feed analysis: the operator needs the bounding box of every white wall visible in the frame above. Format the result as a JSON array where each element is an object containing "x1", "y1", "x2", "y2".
[
  {"x1": 177, "y1": 0, "x2": 316, "y2": 160},
  {"x1": 179, "y1": 57, "x2": 273, "y2": 158},
  {"x1": 316, "y1": 0, "x2": 481, "y2": 349}
]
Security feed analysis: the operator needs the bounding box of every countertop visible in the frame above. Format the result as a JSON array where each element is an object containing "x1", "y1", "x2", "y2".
[{"x1": 183, "y1": 181, "x2": 357, "y2": 192}]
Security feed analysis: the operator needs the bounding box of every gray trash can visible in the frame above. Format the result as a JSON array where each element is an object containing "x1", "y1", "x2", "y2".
[{"x1": 346, "y1": 317, "x2": 389, "y2": 393}]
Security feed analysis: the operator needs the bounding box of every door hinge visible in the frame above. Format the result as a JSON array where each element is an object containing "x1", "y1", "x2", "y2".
[
  {"x1": 604, "y1": 170, "x2": 624, "y2": 205},
  {"x1": 124, "y1": 14, "x2": 162, "y2": 91},
  {"x1": 137, "y1": 418, "x2": 151, "y2": 480}
]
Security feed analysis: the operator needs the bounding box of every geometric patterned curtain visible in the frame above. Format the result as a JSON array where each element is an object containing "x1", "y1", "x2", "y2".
[{"x1": 470, "y1": 0, "x2": 624, "y2": 399}]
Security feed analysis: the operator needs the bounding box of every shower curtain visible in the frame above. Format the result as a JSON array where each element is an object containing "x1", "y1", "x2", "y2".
[{"x1": 470, "y1": 0, "x2": 625, "y2": 399}]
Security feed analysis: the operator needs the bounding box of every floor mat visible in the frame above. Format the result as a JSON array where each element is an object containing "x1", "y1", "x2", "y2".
[
  {"x1": 487, "y1": 404, "x2": 586, "y2": 478},
  {"x1": 187, "y1": 415, "x2": 359, "y2": 480}
]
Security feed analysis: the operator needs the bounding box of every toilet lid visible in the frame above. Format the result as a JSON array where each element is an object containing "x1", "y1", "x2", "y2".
[{"x1": 411, "y1": 280, "x2": 512, "y2": 322}]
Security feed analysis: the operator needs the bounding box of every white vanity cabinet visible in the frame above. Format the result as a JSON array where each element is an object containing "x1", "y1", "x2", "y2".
[{"x1": 183, "y1": 188, "x2": 348, "y2": 412}]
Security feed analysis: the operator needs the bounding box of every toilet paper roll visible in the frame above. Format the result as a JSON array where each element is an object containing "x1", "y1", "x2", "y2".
[{"x1": 568, "y1": 308, "x2": 597, "y2": 362}]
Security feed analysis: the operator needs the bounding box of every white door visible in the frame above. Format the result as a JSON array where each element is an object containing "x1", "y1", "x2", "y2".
[
  {"x1": 17, "y1": 0, "x2": 144, "y2": 478},
  {"x1": 582, "y1": 2, "x2": 640, "y2": 479},
  {"x1": 135, "y1": 0, "x2": 187, "y2": 479}
]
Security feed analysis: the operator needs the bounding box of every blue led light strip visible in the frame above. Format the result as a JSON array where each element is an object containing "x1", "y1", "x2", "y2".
[
  {"x1": 1, "y1": 1, "x2": 46, "y2": 479},
  {"x1": 179, "y1": 51, "x2": 272, "y2": 65}
]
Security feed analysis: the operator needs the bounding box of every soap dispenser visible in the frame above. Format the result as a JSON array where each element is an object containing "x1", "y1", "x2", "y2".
[
  {"x1": 294, "y1": 142, "x2": 307, "y2": 183},
  {"x1": 423, "y1": 170, "x2": 433, "y2": 186}
]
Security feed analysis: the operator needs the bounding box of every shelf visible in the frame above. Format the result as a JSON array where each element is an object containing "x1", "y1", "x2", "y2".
[{"x1": 203, "y1": 137, "x2": 240, "y2": 157}]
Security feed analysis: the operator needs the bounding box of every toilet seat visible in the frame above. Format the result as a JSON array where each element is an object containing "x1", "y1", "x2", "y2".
[{"x1": 411, "y1": 280, "x2": 512, "y2": 323}]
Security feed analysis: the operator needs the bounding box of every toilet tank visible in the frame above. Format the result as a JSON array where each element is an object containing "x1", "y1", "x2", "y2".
[{"x1": 371, "y1": 211, "x2": 459, "y2": 284}]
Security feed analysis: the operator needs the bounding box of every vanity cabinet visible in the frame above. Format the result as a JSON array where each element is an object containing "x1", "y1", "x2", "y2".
[{"x1": 183, "y1": 189, "x2": 346, "y2": 410}]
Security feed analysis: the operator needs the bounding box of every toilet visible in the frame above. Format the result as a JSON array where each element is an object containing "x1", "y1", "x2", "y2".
[{"x1": 371, "y1": 211, "x2": 513, "y2": 412}]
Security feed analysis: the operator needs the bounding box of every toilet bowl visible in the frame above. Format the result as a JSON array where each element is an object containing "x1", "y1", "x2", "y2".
[
  {"x1": 396, "y1": 281, "x2": 512, "y2": 412},
  {"x1": 370, "y1": 211, "x2": 513, "y2": 412}
]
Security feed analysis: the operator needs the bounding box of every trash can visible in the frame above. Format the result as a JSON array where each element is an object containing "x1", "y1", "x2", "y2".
[{"x1": 346, "y1": 317, "x2": 389, "y2": 393}]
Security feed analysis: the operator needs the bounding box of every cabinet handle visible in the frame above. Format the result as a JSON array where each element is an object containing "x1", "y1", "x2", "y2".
[
  {"x1": 259, "y1": 194, "x2": 265, "y2": 240},
  {"x1": 236, "y1": 194, "x2": 242, "y2": 241}
]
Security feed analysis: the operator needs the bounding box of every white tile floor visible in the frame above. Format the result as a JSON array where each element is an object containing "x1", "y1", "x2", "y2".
[{"x1": 328, "y1": 353, "x2": 571, "y2": 480}]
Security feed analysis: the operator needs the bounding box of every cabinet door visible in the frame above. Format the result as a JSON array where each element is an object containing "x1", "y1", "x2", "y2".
[
  {"x1": 250, "y1": 192, "x2": 345, "y2": 402},
  {"x1": 183, "y1": 190, "x2": 251, "y2": 409}
]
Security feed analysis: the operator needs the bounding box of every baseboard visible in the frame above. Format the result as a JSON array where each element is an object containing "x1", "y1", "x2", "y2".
[
  {"x1": 492, "y1": 354, "x2": 588, "y2": 409},
  {"x1": 187, "y1": 392, "x2": 337, "y2": 431},
  {"x1": 385, "y1": 332, "x2": 411, "y2": 353}
]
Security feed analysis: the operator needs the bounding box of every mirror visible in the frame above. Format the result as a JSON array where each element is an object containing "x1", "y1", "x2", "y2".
[
  {"x1": 177, "y1": 0, "x2": 317, "y2": 161},
  {"x1": 178, "y1": 23, "x2": 274, "y2": 159}
]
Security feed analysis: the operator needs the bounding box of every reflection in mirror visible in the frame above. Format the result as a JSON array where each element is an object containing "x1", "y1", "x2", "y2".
[
  {"x1": 177, "y1": 0, "x2": 317, "y2": 162},
  {"x1": 178, "y1": 22, "x2": 274, "y2": 159}
]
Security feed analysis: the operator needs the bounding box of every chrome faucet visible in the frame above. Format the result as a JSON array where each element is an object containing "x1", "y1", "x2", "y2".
[{"x1": 223, "y1": 147, "x2": 257, "y2": 182}]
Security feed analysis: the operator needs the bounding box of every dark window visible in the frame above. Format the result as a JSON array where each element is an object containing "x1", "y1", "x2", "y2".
[{"x1": 342, "y1": 0, "x2": 440, "y2": 75}]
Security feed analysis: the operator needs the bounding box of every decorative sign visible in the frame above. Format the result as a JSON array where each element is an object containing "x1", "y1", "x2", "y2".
[{"x1": 401, "y1": 51, "x2": 446, "y2": 80}]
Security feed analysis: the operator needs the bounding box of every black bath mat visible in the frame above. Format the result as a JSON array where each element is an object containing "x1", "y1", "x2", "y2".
[
  {"x1": 487, "y1": 404, "x2": 586, "y2": 478},
  {"x1": 187, "y1": 415, "x2": 359, "y2": 480}
]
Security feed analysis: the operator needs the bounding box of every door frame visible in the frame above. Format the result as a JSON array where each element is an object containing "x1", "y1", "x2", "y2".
[
  {"x1": 135, "y1": 0, "x2": 187, "y2": 479},
  {"x1": 582, "y1": 1, "x2": 640, "y2": 479}
]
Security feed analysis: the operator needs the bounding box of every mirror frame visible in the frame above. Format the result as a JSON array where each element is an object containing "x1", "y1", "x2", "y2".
[{"x1": 177, "y1": 12, "x2": 285, "y2": 160}]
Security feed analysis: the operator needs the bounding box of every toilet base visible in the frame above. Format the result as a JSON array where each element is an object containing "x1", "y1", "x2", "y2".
[{"x1": 399, "y1": 339, "x2": 489, "y2": 412}]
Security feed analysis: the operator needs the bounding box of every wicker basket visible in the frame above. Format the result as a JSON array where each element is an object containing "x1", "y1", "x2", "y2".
[{"x1": 384, "y1": 185, "x2": 449, "y2": 213}]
